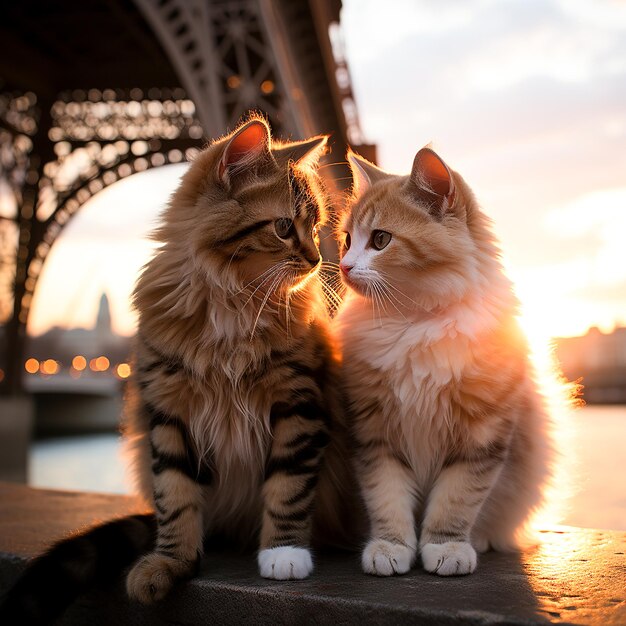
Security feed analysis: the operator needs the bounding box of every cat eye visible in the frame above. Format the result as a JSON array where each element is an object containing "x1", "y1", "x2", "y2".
[
  {"x1": 343, "y1": 232, "x2": 351, "y2": 250},
  {"x1": 372, "y1": 230, "x2": 391, "y2": 250},
  {"x1": 275, "y1": 218, "x2": 294, "y2": 239}
]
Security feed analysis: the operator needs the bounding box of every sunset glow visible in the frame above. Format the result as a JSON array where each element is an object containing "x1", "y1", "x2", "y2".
[
  {"x1": 26, "y1": 166, "x2": 178, "y2": 337},
  {"x1": 25, "y1": 169, "x2": 625, "y2": 343}
]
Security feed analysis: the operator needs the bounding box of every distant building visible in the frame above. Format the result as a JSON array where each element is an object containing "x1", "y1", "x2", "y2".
[
  {"x1": 25, "y1": 293, "x2": 132, "y2": 369},
  {"x1": 555, "y1": 327, "x2": 626, "y2": 403}
]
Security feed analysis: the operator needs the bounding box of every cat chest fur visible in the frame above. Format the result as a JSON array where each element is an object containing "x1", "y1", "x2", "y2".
[
  {"x1": 351, "y1": 315, "x2": 474, "y2": 407},
  {"x1": 185, "y1": 357, "x2": 275, "y2": 475},
  {"x1": 343, "y1": 314, "x2": 482, "y2": 475}
]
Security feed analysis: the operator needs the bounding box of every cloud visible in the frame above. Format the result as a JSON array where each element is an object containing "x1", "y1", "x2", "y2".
[
  {"x1": 343, "y1": 0, "x2": 626, "y2": 158},
  {"x1": 542, "y1": 188, "x2": 626, "y2": 284},
  {"x1": 342, "y1": 1, "x2": 626, "y2": 225},
  {"x1": 568, "y1": 279, "x2": 626, "y2": 306}
]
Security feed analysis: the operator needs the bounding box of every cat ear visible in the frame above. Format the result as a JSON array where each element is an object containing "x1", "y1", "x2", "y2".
[
  {"x1": 410, "y1": 147, "x2": 455, "y2": 218},
  {"x1": 347, "y1": 150, "x2": 387, "y2": 199},
  {"x1": 219, "y1": 119, "x2": 271, "y2": 182},
  {"x1": 273, "y1": 135, "x2": 329, "y2": 168}
]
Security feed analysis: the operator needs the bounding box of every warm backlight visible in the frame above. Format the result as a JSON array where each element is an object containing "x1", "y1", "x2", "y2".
[{"x1": 515, "y1": 295, "x2": 578, "y2": 535}]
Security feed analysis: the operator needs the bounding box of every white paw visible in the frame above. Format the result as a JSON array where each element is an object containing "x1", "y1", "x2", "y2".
[
  {"x1": 258, "y1": 546, "x2": 313, "y2": 580},
  {"x1": 421, "y1": 541, "x2": 477, "y2": 576},
  {"x1": 362, "y1": 538, "x2": 415, "y2": 576}
]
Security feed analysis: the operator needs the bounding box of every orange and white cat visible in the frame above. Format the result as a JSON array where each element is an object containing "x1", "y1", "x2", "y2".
[{"x1": 334, "y1": 147, "x2": 553, "y2": 576}]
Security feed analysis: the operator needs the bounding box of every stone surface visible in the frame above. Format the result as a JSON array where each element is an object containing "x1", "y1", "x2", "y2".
[{"x1": 0, "y1": 483, "x2": 624, "y2": 625}]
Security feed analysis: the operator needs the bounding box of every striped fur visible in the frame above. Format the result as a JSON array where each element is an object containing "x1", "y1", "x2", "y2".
[
  {"x1": 1, "y1": 118, "x2": 358, "y2": 621},
  {"x1": 335, "y1": 148, "x2": 555, "y2": 577},
  {"x1": 123, "y1": 117, "x2": 357, "y2": 600}
]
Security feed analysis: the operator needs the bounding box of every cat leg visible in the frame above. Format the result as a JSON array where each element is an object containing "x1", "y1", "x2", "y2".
[
  {"x1": 358, "y1": 444, "x2": 418, "y2": 577},
  {"x1": 258, "y1": 403, "x2": 329, "y2": 580},
  {"x1": 127, "y1": 407, "x2": 211, "y2": 603},
  {"x1": 420, "y1": 448, "x2": 505, "y2": 576}
]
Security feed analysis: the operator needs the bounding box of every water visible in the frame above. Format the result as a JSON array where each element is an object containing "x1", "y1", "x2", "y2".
[
  {"x1": 30, "y1": 433, "x2": 131, "y2": 495},
  {"x1": 561, "y1": 405, "x2": 626, "y2": 531},
  {"x1": 29, "y1": 405, "x2": 626, "y2": 531}
]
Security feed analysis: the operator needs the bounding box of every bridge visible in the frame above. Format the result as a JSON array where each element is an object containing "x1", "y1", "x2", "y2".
[{"x1": 0, "y1": 0, "x2": 374, "y2": 398}]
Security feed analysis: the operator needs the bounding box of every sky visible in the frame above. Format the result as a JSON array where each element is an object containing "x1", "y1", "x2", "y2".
[
  {"x1": 27, "y1": 0, "x2": 626, "y2": 343},
  {"x1": 28, "y1": 165, "x2": 184, "y2": 337}
]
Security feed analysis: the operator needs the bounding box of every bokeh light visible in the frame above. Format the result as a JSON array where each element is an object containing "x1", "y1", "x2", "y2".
[
  {"x1": 72, "y1": 355, "x2": 86, "y2": 371},
  {"x1": 116, "y1": 363, "x2": 131, "y2": 379},
  {"x1": 41, "y1": 359, "x2": 59, "y2": 375},
  {"x1": 24, "y1": 358, "x2": 39, "y2": 374}
]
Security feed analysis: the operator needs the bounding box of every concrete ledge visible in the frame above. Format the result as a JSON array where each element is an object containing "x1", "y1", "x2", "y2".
[{"x1": 0, "y1": 483, "x2": 624, "y2": 625}]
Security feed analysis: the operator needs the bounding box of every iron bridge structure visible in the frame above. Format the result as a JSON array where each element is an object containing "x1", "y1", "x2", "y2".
[{"x1": 0, "y1": 0, "x2": 374, "y2": 396}]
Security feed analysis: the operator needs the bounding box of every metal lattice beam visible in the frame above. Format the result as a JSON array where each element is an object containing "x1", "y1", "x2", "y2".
[{"x1": 0, "y1": 0, "x2": 364, "y2": 396}]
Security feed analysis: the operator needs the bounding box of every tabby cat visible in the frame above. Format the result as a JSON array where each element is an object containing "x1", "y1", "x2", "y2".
[
  {"x1": 1, "y1": 118, "x2": 354, "y2": 623},
  {"x1": 334, "y1": 147, "x2": 553, "y2": 577}
]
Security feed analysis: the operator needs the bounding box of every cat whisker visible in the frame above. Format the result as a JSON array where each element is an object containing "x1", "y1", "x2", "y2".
[
  {"x1": 374, "y1": 283, "x2": 387, "y2": 327},
  {"x1": 375, "y1": 277, "x2": 410, "y2": 318},
  {"x1": 377, "y1": 281, "x2": 407, "y2": 321},
  {"x1": 250, "y1": 266, "x2": 289, "y2": 338},
  {"x1": 240, "y1": 271, "x2": 279, "y2": 309},
  {"x1": 236, "y1": 263, "x2": 280, "y2": 297},
  {"x1": 281, "y1": 267, "x2": 300, "y2": 335},
  {"x1": 240, "y1": 264, "x2": 284, "y2": 309},
  {"x1": 323, "y1": 283, "x2": 344, "y2": 306},
  {"x1": 316, "y1": 160, "x2": 349, "y2": 171},
  {"x1": 284, "y1": 283, "x2": 292, "y2": 335},
  {"x1": 224, "y1": 242, "x2": 246, "y2": 281},
  {"x1": 377, "y1": 272, "x2": 420, "y2": 308},
  {"x1": 319, "y1": 268, "x2": 345, "y2": 312},
  {"x1": 366, "y1": 281, "x2": 384, "y2": 327}
]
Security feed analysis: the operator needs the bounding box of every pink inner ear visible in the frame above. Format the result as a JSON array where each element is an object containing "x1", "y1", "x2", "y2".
[
  {"x1": 415, "y1": 149, "x2": 451, "y2": 197},
  {"x1": 224, "y1": 122, "x2": 268, "y2": 167}
]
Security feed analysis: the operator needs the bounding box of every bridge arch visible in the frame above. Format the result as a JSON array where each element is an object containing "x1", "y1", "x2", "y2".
[{"x1": 20, "y1": 146, "x2": 196, "y2": 330}]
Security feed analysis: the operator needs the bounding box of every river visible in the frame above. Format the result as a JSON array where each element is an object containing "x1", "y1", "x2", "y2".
[{"x1": 29, "y1": 404, "x2": 626, "y2": 532}]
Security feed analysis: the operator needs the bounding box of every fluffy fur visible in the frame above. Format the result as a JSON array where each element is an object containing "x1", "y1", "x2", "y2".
[
  {"x1": 334, "y1": 147, "x2": 554, "y2": 577},
  {"x1": 0, "y1": 118, "x2": 357, "y2": 623},
  {"x1": 124, "y1": 117, "x2": 357, "y2": 601}
]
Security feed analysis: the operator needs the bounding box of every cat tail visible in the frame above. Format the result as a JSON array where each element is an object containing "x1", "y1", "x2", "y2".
[{"x1": 0, "y1": 512, "x2": 156, "y2": 626}]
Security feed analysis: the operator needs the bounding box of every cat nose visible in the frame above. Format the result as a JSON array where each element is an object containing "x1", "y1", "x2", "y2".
[{"x1": 340, "y1": 262, "x2": 353, "y2": 275}]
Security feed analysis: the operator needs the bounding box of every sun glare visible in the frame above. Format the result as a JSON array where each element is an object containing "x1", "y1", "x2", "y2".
[{"x1": 515, "y1": 300, "x2": 580, "y2": 535}]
